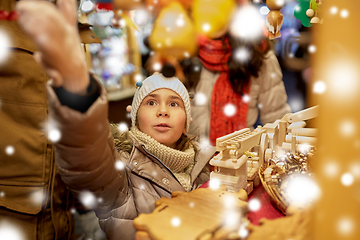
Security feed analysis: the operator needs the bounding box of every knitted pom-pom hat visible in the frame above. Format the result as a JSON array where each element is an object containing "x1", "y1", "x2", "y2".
[{"x1": 131, "y1": 73, "x2": 192, "y2": 133}]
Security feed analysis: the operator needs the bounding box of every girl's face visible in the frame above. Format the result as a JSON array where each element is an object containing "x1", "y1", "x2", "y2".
[{"x1": 137, "y1": 88, "x2": 187, "y2": 148}]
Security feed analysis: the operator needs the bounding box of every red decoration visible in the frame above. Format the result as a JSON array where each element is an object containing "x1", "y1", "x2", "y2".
[
  {"x1": 0, "y1": 10, "x2": 9, "y2": 20},
  {"x1": 0, "y1": 10, "x2": 19, "y2": 21},
  {"x1": 8, "y1": 11, "x2": 19, "y2": 21},
  {"x1": 95, "y1": 3, "x2": 113, "y2": 11}
]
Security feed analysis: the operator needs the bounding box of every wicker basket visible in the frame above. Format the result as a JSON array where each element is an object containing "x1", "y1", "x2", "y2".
[{"x1": 258, "y1": 163, "x2": 288, "y2": 215}]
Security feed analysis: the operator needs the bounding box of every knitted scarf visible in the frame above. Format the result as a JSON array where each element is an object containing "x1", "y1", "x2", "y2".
[
  {"x1": 129, "y1": 127, "x2": 195, "y2": 191},
  {"x1": 198, "y1": 37, "x2": 250, "y2": 146}
]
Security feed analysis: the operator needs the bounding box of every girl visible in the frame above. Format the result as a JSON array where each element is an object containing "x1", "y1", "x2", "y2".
[{"x1": 17, "y1": 1, "x2": 215, "y2": 239}]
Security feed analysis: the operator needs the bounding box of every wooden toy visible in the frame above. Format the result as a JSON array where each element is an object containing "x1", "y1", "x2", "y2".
[
  {"x1": 134, "y1": 185, "x2": 249, "y2": 240},
  {"x1": 209, "y1": 105, "x2": 319, "y2": 195},
  {"x1": 266, "y1": 0, "x2": 284, "y2": 39}
]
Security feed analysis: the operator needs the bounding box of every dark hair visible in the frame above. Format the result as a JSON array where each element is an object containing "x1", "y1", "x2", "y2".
[
  {"x1": 226, "y1": 34, "x2": 271, "y2": 95},
  {"x1": 175, "y1": 133, "x2": 197, "y2": 151}
]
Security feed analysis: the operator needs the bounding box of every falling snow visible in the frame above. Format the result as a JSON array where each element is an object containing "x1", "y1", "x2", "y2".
[
  {"x1": 118, "y1": 122, "x2": 129, "y2": 132},
  {"x1": 194, "y1": 92, "x2": 207, "y2": 106},
  {"x1": 224, "y1": 104, "x2": 237, "y2": 117},
  {"x1": 115, "y1": 160, "x2": 125, "y2": 171},
  {"x1": 284, "y1": 174, "x2": 321, "y2": 208},
  {"x1": 248, "y1": 198, "x2": 261, "y2": 212},
  {"x1": 209, "y1": 178, "x2": 221, "y2": 190},
  {"x1": 202, "y1": 23, "x2": 211, "y2": 32},
  {"x1": 337, "y1": 217, "x2": 354, "y2": 236},
  {"x1": 230, "y1": 6, "x2": 264, "y2": 40},
  {"x1": 341, "y1": 173, "x2": 354, "y2": 186},
  {"x1": 0, "y1": 29, "x2": 11, "y2": 66},
  {"x1": 153, "y1": 62, "x2": 162, "y2": 71},
  {"x1": 5, "y1": 145, "x2": 15, "y2": 155},
  {"x1": 79, "y1": 191, "x2": 97, "y2": 209},
  {"x1": 171, "y1": 217, "x2": 181, "y2": 227},
  {"x1": 330, "y1": 6, "x2": 338, "y2": 15},
  {"x1": 234, "y1": 47, "x2": 250, "y2": 63},
  {"x1": 323, "y1": 161, "x2": 339, "y2": 178},
  {"x1": 134, "y1": 9, "x2": 150, "y2": 26},
  {"x1": 340, "y1": 9, "x2": 349, "y2": 18},
  {"x1": 81, "y1": 0, "x2": 94, "y2": 13},
  {"x1": 313, "y1": 81, "x2": 326, "y2": 94},
  {"x1": 0, "y1": 221, "x2": 25, "y2": 240},
  {"x1": 339, "y1": 120, "x2": 356, "y2": 137}
]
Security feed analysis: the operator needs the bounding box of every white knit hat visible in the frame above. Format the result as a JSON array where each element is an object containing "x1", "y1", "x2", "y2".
[{"x1": 131, "y1": 73, "x2": 192, "y2": 133}]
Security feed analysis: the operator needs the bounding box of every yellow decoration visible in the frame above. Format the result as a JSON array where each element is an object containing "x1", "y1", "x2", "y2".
[
  {"x1": 192, "y1": 0, "x2": 237, "y2": 39},
  {"x1": 114, "y1": 11, "x2": 139, "y2": 32},
  {"x1": 148, "y1": 2, "x2": 197, "y2": 60}
]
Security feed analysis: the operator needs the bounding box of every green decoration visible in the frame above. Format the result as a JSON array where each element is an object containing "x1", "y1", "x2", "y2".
[{"x1": 294, "y1": 0, "x2": 312, "y2": 27}]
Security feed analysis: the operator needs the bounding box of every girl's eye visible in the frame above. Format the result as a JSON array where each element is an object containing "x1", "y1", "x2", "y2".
[
  {"x1": 170, "y1": 102, "x2": 179, "y2": 107},
  {"x1": 147, "y1": 100, "x2": 156, "y2": 106}
]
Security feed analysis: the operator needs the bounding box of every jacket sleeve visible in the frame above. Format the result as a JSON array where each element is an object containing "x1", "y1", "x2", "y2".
[
  {"x1": 46, "y1": 78, "x2": 129, "y2": 218},
  {"x1": 257, "y1": 50, "x2": 292, "y2": 125}
]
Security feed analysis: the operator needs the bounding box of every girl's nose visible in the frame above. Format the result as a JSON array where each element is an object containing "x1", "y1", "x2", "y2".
[{"x1": 157, "y1": 105, "x2": 169, "y2": 117}]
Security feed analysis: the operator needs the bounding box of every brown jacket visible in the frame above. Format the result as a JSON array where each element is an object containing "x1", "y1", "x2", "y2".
[
  {"x1": 47, "y1": 80, "x2": 216, "y2": 240},
  {"x1": 0, "y1": 1, "x2": 73, "y2": 239}
]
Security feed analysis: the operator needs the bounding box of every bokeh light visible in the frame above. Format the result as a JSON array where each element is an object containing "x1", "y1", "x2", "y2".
[
  {"x1": 134, "y1": 9, "x2": 150, "y2": 26},
  {"x1": 234, "y1": 47, "x2": 250, "y2": 63},
  {"x1": 171, "y1": 217, "x2": 181, "y2": 227},
  {"x1": 230, "y1": 5, "x2": 264, "y2": 40},
  {"x1": 115, "y1": 160, "x2": 125, "y2": 171},
  {"x1": 118, "y1": 122, "x2": 129, "y2": 132},
  {"x1": 339, "y1": 120, "x2": 356, "y2": 137},
  {"x1": 327, "y1": 61, "x2": 358, "y2": 100},
  {"x1": 308, "y1": 44, "x2": 317, "y2": 53},
  {"x1": 153, "y1": 62, "x2": 162, "y2": 71},
  {"x1": 5, "y1": 145, "x2": 15, "y2": 156},
  {"x1": 248, "y1": 198, "x2": 261, "y2": 212},
  {"x1": 209, "y1": 178, "x2": 221, "y2": 190},
  {"x1": 79, "y1": 191, "x2": 97, "y2": 209},
  {"x1": 340, "y1": 9, "x2": 349, "y2": 18},
  {"x1": 202, "y1": 23, "x2": 211, "y2": 32},
  {"x1": 341, "y1": 173, "x2": 354, "y2": 186},
  {"x1": 284, "y1": 174, "x2": 321, "y2": 208},
  {"x1": 0, "y1": 28, "x2": 11, "y2": 66},
  {"x1": 313, "y1": 81, "x2": 326, "y2": 94},
  {"x1": 259, "y1": 6, "x2": 270, "y2": 15},
  {"x1": 238, "y1": 222, "x2": 249, "y2": 239},
  {"x1": 31, "y1": 190, "x2": 44, "y2": 205},
  {"x1": 81, "y1": 0, "x2": 94, "y2": 13},
  {"x1": 194, "y1": 92, "x2": 207, "y2": 106},
  {"x1": 242, "y1": 94, "x2": 250, "y2": 103},
  {"x1": 224, "y1": 103, "x2": 237, "y2": 117},
  {"x1": 323, "y1": 161, "x2": 339, "y2": 178},
  {"x1": 223, "y1": 211, "x2": 240, "y2": 227},
  {"x1": 0, "y1": 191, "x2": 4, "y2": 197},
  {"x1": 330, "y1": 6, "x2": 338, "y2": 15},
  {"x1": 0, "y1": 220, "x2": 25, "y2": 240},
  {"x1": 337, "y1": 217, "x2": 354, "y2": 236}
]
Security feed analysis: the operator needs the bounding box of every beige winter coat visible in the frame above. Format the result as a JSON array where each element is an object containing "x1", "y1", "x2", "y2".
[
  {"x1": 47, "y1": 82, "x2": 216, "y2": 240},
  {"x1": 189, "y1": 50, "x2": 291, "y2": 137}
]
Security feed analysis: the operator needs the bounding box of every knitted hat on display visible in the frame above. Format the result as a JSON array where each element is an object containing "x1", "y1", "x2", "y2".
[{"x1": 131, "y1": 73, "x2": 192, "y2": 133}]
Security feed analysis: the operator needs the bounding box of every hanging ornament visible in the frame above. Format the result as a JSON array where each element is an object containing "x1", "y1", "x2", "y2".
[
  {"x1": 266, "y1": 0, "x2": 284, "y2": 39},
  {"x1": 192, "y1": 0, "x2": 237, "y2": 39},
  {"x1": 149, "y1": 2, "x2": 197, "y2": 60},
  {"x1": 0, "y1": 10, "x2": 19, "y2": 21},
  {"x1": 294, "y1": 0, "x2": 322, "y2": 27}
]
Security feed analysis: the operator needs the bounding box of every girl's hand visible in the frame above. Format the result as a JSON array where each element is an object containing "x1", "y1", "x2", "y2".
[{"x1": 17, "y1": 0, "x2": 89, "y2": 95}]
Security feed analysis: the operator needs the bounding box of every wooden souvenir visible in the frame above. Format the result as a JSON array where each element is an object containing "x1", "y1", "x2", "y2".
[{"x1": 134, "y1": 186, "x2": 249, "y2": 240}]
